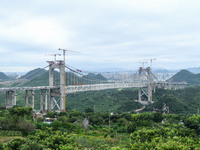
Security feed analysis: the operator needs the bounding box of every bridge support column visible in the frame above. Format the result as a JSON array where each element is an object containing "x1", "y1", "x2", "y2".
[
  {"x1": 45, "y1": 90, "x2": 48, "y2": 112},
  {"x1": 6, "y1": 91, "x2": 10, "y2": 106},
  {"x1": 49, "y1": 63, "x2": 54, "y2": 111},
  {"x1": 175, "y1": 84, "x2": 177, "y2": 90},
  {"x1": 59, "y1": 63, "x2": 65, "y2": 111},
  {"x1": 49, "y1": 90, "x2": 53, "y2": 111},
  {"x1": 31, "y1": 90, "x2": 35, "y2": 109},
  {"x1": 25, "y1": 90, "x2": 29, "y2": 107},
  {"x1": 148, "y1": 81, "x2": 152, "y2": 103},
  {"x1": 138, "y1": 88, "x2": 141, "y2": 101},
  {"x1": 12, "y1": 91, "x2": 16, "y2": 106},
  {"x1": 40, "y1": 90, "x2": 43, "y2": 111},
  {"x1": 153, "y1": 86, "x2": 156, "y2": 93}
]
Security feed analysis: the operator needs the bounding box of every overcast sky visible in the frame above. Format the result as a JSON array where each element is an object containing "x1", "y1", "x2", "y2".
[{"x1": 0, "y1": 0, "x2": 200, "y2": 72}]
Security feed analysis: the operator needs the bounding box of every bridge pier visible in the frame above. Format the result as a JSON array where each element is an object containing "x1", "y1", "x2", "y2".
[
  {"x1": 5, "y1": 90, "x2": 16, "y2": 107},
  {"x1": 148, "y1": 79, "x2": 152, "y2": 103},
  {"x1": 40, "y1": 89, "x2": 48, "y2": 112},
  {"x1": 59, "y1": 61, "x2": 65, "y2": 111},
  {"x1": 45, "y1": 90, "x2": 48, "y2": 112},
  {"x1": 6, "y1": 91, "x2": 10, "y2": 106},
  {"x1": 25, "y1": 90, "x2": 35, "y2": 109},
  {"x1": 25, "y1": 90, "x2": 29, "y2": 107},
  {"x1": 40, "y1": 90, "x2": 43, "y2": 111},
  {"x1": 11, "y1": 91, "x2": 16, "y2": 106},
  {"x1": 49, "y1": 90, "x2": 53, "y2": 111},
  {"x1": 138, "y1": 88, "x2": 141, "y2": 101},
  {"x1": 31, "y1": 90, "x2": 35, "y2": 109}
]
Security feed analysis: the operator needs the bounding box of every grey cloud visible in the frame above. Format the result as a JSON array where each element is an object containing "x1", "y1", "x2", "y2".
[{"x1": 1, "y1": 0, "x2": 200, "y2": 72}]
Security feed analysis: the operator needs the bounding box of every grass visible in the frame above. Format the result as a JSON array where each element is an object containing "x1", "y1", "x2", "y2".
[{"x1": 71, "y1": 131, "x2": 131, "y2": 149}]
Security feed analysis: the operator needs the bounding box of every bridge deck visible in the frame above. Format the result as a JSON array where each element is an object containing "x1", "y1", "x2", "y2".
[
  {"x1": 0, "y1": 86, "x2": 58, "y2": 92},
  {"x1": 0, "y1": 82, "x2": 187, "y2": 93},
  {"x1": 66, "y1": 82, "x2": 147, "y2": 93}
]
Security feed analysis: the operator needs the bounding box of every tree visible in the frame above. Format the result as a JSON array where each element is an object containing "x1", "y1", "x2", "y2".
[
  {"x1": 85, "y1": 107, "x2": 94, "y2": 113},
  {"x1": 126, "y1": 122, "x2": 136, "y2": 133},
  {"x1": 89, "y1": 114, "x2": 103, "y2": 126},
  {"x1": 8, "y1": 106, "x2": 33, "y2": 120},
  {"x1": 6, "y1": 138, "x2": 26, "y2": 150},
  {"x1": 153, "y1": 112, "x2": 163, "y2": 123}
]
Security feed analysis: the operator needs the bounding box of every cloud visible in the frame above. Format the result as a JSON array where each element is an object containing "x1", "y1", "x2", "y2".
[{"x1": 0, "y1": 0, "x2": 200, "y2": 72}]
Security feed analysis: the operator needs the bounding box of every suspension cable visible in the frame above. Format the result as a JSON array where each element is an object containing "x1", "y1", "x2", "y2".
[{"x1": 65, "y1": 65, "x2": 106, "y2": 85}]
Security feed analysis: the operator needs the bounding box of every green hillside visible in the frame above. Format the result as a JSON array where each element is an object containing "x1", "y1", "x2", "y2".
[
  {"x1": 0, "y1": 72, "x2": 9, "y2": 80},
  {"x1": 144, "y1": 86, "x2": 200, "y2": 114},
  {"x1": 66, "y1": 88, "x2": 142, "y2": 112},
  {"x1": 21, "y1": 68, "x2": 47, "y2": 80},
  {"x1": 85, "y1": 73, "x2": 107, "y2": 81},
  {"x1": 17, "y1": 69, "x2": 107, "y2": 87},
  {"x1": 167, "y1": 69, "x2": 200, "y2": 85}
]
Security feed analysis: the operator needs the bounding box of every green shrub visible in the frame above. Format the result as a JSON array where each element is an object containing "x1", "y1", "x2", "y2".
[{"x1": 6, "y1": 138, "x2": 26, "y2": 150}]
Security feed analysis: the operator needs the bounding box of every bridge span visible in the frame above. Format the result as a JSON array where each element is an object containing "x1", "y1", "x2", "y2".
[
  {"x1": 0, "y1": 55, "x2": 187, "y2": 112},
  {"x1": 0, "y1": 81, "x2": 187, "y2": 112}
]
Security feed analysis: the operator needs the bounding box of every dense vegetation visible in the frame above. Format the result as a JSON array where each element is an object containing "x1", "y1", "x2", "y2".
[
  {"x1": 2, "y1": 69, "x2": 200, "y2": 148},
  {"x1": 20, "y1": 68, "x2": 46, "y2": 80},
  {"x1": 1, "y1": 106, "x2": 200, "y2": 149},
  {"x1": 66, "y1": 88, "x2": 142, "y2": 112},
  {"x1": 145, "y1": 86, "x2": 200, "y2": 114}
]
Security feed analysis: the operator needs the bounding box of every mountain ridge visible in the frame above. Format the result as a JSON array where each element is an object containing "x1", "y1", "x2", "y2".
[{"x1": 167, "y1": 69, "x2": 200, "y2": 85}]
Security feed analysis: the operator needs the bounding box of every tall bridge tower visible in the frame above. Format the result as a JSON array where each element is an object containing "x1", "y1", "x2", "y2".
[
  {"x1": 48, "y1": 60, "x2": 66, "y2": 112},
  {"x1": 136, "y1": 66, "x2": 153, "y2": 105}
]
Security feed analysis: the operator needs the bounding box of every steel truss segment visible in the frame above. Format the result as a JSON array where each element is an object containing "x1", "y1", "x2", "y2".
[
  {"x1": 0, "y1": 86, "x2": 59, "y2": 92},
  {"x1": 52, "y1": 97, "x2": 60, "y2": 110},
  {"x1": 141, "y1": 88, "x2": 148, "y2": 97},
  {"x1": 65, "y1": 82, "x2": 148, "y2": 94}
]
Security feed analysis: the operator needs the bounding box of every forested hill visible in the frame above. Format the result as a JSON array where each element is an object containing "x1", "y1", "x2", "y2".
[
  {"x1": 66, "y1": 88, "x2": 142, "y2": 112},
  {"x1": 66, "y1": 86, "x2": 200, "y2": 114},
  {"x1": 19, "y1": 69, "x2": 107, "y2": 87},
  {"x1": 167, "y1": 69, "x2": 200, "y2": 85},
  {"x1": 20, "y1": 68, "x2": 47, "y2": 80},
  {"x1": 145, "y1": 86, "x2": 200, "y2": 114},
  {"x1": 85, "y1": 73, "x2": 107, "y2": 81},
  {"x1": 0, "y1": 72, "x2": 9, "y2": 80}
]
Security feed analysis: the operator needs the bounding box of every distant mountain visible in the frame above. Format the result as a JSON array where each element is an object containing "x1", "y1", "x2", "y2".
[
  {"x1": 21, "y1": 70, "x2": 107, "y2": 87},
  {"x1": 167, "y1": 69, "x2": 200, "y2": 85},
  {"x1": 153, "y1": 69, "x2": 178, "y2": 74},
  {"x1": 0, "y1": 72, "x2": 9, "y2": 80},
  {"x1": 186, "y1": 67, "x2": 200, "y2": 74},
  {"x1": 85, "y1": 73, "x2": 107, "y2": 81},
  {"x1": 21, "y1": 68, "x2": 47, "y2": 80},
  {"x1": 4, "y1": 72, "x2": 26, "y2": 79}
]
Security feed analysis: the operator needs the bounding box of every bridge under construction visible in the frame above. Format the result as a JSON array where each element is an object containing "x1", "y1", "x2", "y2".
[{"x1": 0, "y1": 51, "x2": 187, "y2": 112}]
